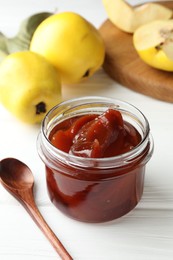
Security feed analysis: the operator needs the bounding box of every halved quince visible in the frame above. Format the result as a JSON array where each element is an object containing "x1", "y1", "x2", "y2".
[
  {"x1": 133, "y1": 20, "x2": 173, "y2": 71},
  {"x1": 102, "y1": 0, "x2": 172, "y2": 33}
]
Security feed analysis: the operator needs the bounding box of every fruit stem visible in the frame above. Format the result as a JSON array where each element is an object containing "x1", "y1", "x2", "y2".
[
  {"x1": 36, "y1": 102, "x2": 46, "y2": 115},
  {"x1": 82, "y1": 69, "x2": 90, "y2": 78}
]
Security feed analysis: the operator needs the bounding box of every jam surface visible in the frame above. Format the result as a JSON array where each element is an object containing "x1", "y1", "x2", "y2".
[{"x1": 50, "y1": 109, "x2": 141, "y2": 158}]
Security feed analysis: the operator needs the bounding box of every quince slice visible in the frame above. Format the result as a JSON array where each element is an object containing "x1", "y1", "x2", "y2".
[
  {"x1": 133, "y1": 20, "x2": 173, "y2": 71},
  {"x1": 102, "y1": 0, "x2": 173, "y2": 33}
]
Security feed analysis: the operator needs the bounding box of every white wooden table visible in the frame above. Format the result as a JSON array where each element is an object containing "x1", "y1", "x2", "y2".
[{"x1": 0, "y1": 1, "x2": 173, "y2": 259}]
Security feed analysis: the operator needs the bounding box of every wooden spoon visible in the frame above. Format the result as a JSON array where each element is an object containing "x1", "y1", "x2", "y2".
[{"x1": 0, "y1": 158, "x2": 73, "y2": 260}]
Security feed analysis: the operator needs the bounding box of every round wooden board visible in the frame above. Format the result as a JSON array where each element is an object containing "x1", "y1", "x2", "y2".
[{"x1": 99, "y1": 1, "x2": 173, "y2": 103}]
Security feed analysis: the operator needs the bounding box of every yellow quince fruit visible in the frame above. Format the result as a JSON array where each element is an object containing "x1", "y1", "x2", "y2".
[
  {"x1": 30, "y1": 12, "x2": 105, "y2": 84},
  {"x1": 133, "y1": 20, "x2": 173, "y2": 71},
  {"x1": 102, "y1": 0, "x2": 172, "y2": 33},
  {"x1": 0, "y1": 51, "x2": 61, "y2": 124}
]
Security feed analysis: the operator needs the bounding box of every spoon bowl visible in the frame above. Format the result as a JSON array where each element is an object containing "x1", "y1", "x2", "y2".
[
  {"x1": 0, "y1": 158, "x2": 34, "y2": 190},
  {"x1": 0, "y1": 157, "x2": 72, "y2": 260}
]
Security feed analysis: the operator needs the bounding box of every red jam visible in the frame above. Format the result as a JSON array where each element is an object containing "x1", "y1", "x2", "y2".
[
  {"x1": 42, "y1": 108, "x2": 149, "y2": 222},
  {"x1": 37, "y1": 97, "x2": 153, "y2": 223},
  {"x1": 50, "y1": 109, "x2": 141, "y2": 158}
]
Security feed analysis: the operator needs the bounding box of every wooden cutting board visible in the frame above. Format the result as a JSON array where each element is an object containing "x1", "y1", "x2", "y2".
[{"x1": 99, "y1": 1, "x2": 173, "y2": 102}]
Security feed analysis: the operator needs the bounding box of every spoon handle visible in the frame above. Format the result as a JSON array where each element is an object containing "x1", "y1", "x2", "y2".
[{"x1": 21, "y1": 190, "x2": 73, "y2": 260}]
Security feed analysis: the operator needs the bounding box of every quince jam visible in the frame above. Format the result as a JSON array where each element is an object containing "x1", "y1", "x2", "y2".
[
  {"x1": 50, "y1": 109, "x2": 141, "y2": 158},
  {"x1": 44, "y1": 108, "x2": 150, "y2": 223}
]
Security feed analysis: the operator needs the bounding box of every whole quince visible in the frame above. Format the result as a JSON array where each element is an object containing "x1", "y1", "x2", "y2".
[
  {"x1": 30, "y1": 12, "x2": 105, "y2": 84},
  {"x1": 0, "y1": 51, "x2": 61, "y2": 124}
]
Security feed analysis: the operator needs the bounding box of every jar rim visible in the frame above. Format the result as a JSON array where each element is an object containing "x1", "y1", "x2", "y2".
[{"x1": 39, "y1": 96, "x2": 153, "y2": 169}]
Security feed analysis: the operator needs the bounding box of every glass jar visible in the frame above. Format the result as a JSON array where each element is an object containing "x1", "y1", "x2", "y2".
[{"x1": 37, "y1": 96, "x2": 154, "y2": 223}]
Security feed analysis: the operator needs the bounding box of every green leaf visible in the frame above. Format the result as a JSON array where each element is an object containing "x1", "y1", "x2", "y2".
[
  {"x1": 0, "y1": 32, "x2": 8, "y2": 62},
  {"x1": 0, "y1": 32, "x2": 8, "y2": 53},
  {"x1": 0, "y1": 12, "x2": 53, "y2": 56},
  {"x1": 21, "y1": 12, "x2": 52, "y2": 41}
]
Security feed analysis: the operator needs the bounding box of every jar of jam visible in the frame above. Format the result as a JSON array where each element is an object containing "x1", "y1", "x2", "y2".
[{"x1": 37, "y1": 96, "x2": 154, "y2": 223}]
